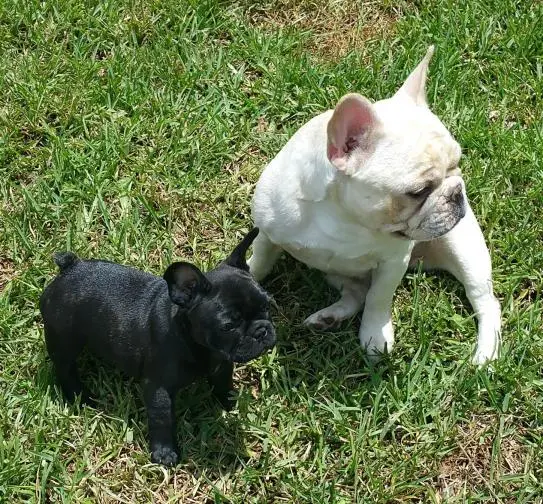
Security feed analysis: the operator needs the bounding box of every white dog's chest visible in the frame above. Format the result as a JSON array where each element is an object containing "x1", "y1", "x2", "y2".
[
  {"x1": 279, "y1": 229, "x2": 413, "y2": 278},
  {"x1": 284, "y1": 245, "x2": 378, "y2": 277}
]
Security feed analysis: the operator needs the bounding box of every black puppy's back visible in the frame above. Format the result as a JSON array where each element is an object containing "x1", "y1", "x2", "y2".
[{"x1": 41, "y1": 253, "x2": 172, "y2": 377}]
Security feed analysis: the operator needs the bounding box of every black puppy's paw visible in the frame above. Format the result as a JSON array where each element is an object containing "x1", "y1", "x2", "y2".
[
  {"x1": 151, "y1": 445, "x2": 178, "y2": 467},
  {"x1": 216, "y1": 388, "x2": 237, "y2": 412},
  {"x1": 64, "y1": 389, "x2": 96, "y2": 409},
  {"x1": 80, "y1": 391, "x2": 97, "y2": 409}
]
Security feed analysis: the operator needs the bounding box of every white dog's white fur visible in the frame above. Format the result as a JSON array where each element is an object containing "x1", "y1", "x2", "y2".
[{"x1": 248, "y1": 47, "x2": 501, "y2": 365}]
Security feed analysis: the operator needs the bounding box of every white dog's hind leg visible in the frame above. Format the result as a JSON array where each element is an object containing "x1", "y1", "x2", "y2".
[
  {"x1": 304, "y1": 275, "x2": 369, "y2": 330},
  {"x1": 247, "y1": 232, "x2": 283, "y2": 281},
  {"x1": 411, "y1": 202, "x2": 501, "y2": 365}
]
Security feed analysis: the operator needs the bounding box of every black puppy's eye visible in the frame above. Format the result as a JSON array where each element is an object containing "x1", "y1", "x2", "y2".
[
  {"x1": 406, "y1": 186, "x2": 432, "y2": 199},
  {"x1": 222, "y1": 311, "x2": 242, "y2": 331},
  {"x1": 222, "y1": 322, "x2": 237, "y2": 331}
]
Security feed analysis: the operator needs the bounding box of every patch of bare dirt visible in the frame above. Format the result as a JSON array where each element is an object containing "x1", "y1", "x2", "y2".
[
  {"x1": 242, "y1": 0, "x2": 405, "y2": 59},
  {"x1": 0, "y1": 257, "x2": 16, "y2": 292},
  {"x1": 436, "y1": 414, "x2": 528, "y2": 502}
]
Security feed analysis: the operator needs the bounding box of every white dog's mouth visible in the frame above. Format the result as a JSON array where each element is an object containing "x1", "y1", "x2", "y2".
[{"x1": 406, "y1": 181, "x2": 466, "y2": 241}]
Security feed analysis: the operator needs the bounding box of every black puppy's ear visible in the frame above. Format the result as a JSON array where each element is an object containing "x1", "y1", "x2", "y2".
[
  {"x1": 163, "y1": 262, "x2": 211, "y2": 308},
  {"x1": 224, "y1": 227, "x2": 259, "y2": 271}
]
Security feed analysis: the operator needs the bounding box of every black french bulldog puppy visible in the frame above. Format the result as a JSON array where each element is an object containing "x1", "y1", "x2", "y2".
[{"x1": 39, "y1": 228, "x2": 275, "y2": 466}]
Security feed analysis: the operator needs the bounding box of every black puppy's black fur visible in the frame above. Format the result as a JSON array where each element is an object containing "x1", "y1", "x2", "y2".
[{"x1": 40, "y1": 228, "x2": 275, "y2": 466}]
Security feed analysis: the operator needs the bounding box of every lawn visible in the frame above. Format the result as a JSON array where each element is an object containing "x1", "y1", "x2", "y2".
[{"x1": 1, "y1": 0, "x2": 542, "y2": 502}]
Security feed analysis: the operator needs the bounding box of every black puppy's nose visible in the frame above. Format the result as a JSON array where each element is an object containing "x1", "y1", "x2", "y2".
[{"x1": 253, "y1": 325, "x2": 268, "y2": 340}]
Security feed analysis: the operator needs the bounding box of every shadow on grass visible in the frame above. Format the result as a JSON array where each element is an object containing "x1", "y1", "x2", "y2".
[
  {"x1": 35, "y1": 351, "x2": 248, "y2": 474},
  {"x1": 260, "y1": 256, "x2": 394, "y2": 395},
  {"x1": 258, "y1": 253, "x2": 478, "y2": 400},
  {"x1": 31, "y1": 254, "x2": 477, "y2": 479}
]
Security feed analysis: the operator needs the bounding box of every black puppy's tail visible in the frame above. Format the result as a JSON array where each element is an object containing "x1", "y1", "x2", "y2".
[{"x1": 53, "y1": 252, "x2": 79, "y2": 272}]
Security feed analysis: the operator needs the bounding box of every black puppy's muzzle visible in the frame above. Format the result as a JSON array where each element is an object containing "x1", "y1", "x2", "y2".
[{"x1": 231, "y1": 320, "x2": 276, "y2": 363}]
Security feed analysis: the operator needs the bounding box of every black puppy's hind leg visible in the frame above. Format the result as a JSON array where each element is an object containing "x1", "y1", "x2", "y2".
[
  {"x1": 44, "y1": 326, "x2": 92, "y2": 406},
  {"x1": 208, "y1": 361, "x2": 236, "y2": 411},
  {"x1": 143, "y1": 380, "x2": 178, "y2": 467}
]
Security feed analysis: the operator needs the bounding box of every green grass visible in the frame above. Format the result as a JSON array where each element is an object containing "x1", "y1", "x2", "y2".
[{"x1": 1, "y1": 0, "x2": 542, "y2": 501}]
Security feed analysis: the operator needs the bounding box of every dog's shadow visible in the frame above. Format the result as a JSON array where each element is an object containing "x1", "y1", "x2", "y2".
[
  {"x1": 36, "y1": 354, "x2": 247, "y2": 474},
  {"x1": 260, "y1": 255, "x2": 473, "y2": 399}
]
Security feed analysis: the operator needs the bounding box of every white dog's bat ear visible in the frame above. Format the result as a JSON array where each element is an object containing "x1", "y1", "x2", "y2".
[
  {"x1": 327, "y1": 93, "x2": 378, "y2": 172},
  {"x1": 394, "y1": 45, "x2": 435, "y2": 106}
]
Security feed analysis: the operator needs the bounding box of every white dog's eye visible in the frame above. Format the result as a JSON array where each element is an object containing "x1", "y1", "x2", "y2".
[{"x1": 406, "y1": 186, "x2": 432, "y2": 199}]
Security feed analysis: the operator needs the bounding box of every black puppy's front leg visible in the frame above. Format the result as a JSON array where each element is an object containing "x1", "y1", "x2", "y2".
[
  {"x1": 208, "y1": 361, "x2": 235, "y2": 411},
  {"x1": 143, "y1": 380, "x2": 178, "y2": 466}
]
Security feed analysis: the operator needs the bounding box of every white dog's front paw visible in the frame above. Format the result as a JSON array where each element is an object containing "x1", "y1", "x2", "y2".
[
  {"x1": 358, "y1": 318, "x2": 394, "y2": 360},
  {"x1": 471, "y1": 301, "x2": 501, "y2": 366},
  {"x1": 472, "y1": 341, "x2": 500, "y2": 366},
  {"x1": 304, "y1": 310, "x2": 341, "y2": 331}
]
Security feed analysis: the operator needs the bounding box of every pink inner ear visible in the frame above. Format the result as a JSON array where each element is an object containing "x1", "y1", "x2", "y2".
[
  {"x1": 327, "y1": 94, "x2": 378, "y2": 171},
  {"x1": 329, "y1": 97, "x2": 375, "y2": 162},
  {"x1": 327, "y1": 143, "x2": 342, "y2": 162},
  {"x1": 345, "y1": 136, "x2": 358, "y2": 152},
  {"x1": 342, "y1": 107, "x2": 372, "y2": 152}
]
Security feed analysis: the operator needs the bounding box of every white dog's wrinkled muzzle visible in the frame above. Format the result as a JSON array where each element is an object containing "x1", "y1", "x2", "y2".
[{"x1": 406, "y1": 175, "x2": 466, "y2": 241}]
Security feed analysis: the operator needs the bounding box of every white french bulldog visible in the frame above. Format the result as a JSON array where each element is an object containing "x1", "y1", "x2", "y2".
[{"x1": 248, "y1": 46, "x2": 501, "y2": 365}]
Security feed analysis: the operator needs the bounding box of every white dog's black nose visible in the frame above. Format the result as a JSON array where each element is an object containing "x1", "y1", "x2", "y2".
[
  {"x1": 444, "y1": 183, "x2": 464, "y2": 207},
  {"x1": 450, "y1": 184, "x2": 463, "y2": 204},
  {"x1": 450, "y1": 184, "x2": 466, "y2": 220}
]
